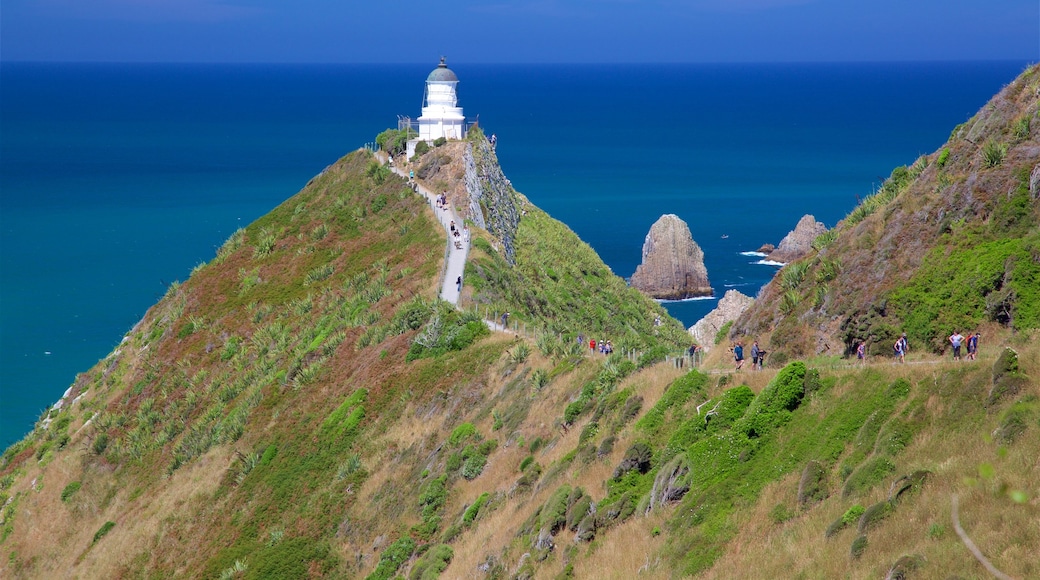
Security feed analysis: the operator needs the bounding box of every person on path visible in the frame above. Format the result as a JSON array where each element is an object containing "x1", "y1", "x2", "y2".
[
  {"x1": 967, "y1": 332, "x2": 979, "y2": 361},
  {"x1": 856, "y1": 341, "x2": 866, "y2": 364},
  {"x1": 949, "y1": 331, "x2": 965, "y2": 360},
  {"x1": 456, "y1": 275, "x2": 462, "y2": 293},
  {"x1": 894, "y1": 337, "x2": 906, "y2": 363},
  {"x1": 589, "y1": 338, "x2": 596, "y2": 354},
  {"x1": 899, "y1": 333, "x2": 908, "y2": 356},
  {"x1": 750, "y1": 341, "x2": 760, "y2": 370},
  {"x1": 733, "y1": 342, "x2": 744, "y2": 370},
  {"x1": 501, "y1": 312, "x2": 509, "y2": 330}
]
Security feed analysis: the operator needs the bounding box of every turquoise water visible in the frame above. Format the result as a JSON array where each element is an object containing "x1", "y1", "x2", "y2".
[{"x1": 0, "y1": 61, "x2": 1027, "y2": 448}]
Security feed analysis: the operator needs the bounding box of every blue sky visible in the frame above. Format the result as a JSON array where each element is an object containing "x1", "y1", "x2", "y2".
[{"x1": 1, "y1": 0, "x2": 1037, "y2": 63}]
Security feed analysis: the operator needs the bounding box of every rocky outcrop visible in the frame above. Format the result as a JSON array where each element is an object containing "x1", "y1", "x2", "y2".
[
  {"x1": 767, "y1": 215, "x2": 827, "y2": 264},
  {"x1": 630, "y1": 214, "x2": 711, "y2": 300},
  {"x1": 688, "y1": 290, "x2": 754, "y2": 347},
  {"x1": 464, "y1": 137, "x2": 522, "y2": 264}
]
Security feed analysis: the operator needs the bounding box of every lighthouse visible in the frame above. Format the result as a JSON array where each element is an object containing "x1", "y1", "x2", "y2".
[{"x1": 418, "y1": 57, "x2": 465, "y2": 143}]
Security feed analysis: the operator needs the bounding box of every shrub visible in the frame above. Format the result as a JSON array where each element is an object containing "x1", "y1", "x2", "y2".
[
  {"x1": 850, "y1": 534, "x2": 868, "y2": 559},
  {"x1": 60, "y1": 481, "x2": 82, "y2": 503},
  {"x1": 449, "y1": 423, "x2": 477, "y2": 446},
  {"x1": 92, "y1": 521, "x2": 116, "y2": 544},
  {"x1": 857, "y1": 500, "x2": 893, "y2": 533},
  {"x1": 981, "y1": 139, "x2": 1007, "y2": 168},
  {"x1": 510, "y1": 342, "x2": 531, "y2": 364},
  {"x1": 936, "y1": 147, "x2": 950, "y2": 168},
  {"x1": 409, "y1": 544, "x2": 452, "y2": 580},
  {"x1": 461, "y1": 453, "x2": 488, "y2": 480},
  {"x1": 413, "y1": 140, "x2": 431, "y2": 159},
  {"x1": 462, "y1": 492, "x2": 491, "y2": 526},
  {"x1": 989, "y1": 347, "x2": 1029, "y2": 405},
  {"x1": 797, "y1": 461, "x2": 828, "y2": 507},
  {"x1": 734, "y1": 361, "x2": 806, "y2": 438},
  {"x1": 714, "y1": 321, "x2": 733, "y2": 345},
  {"x1": 433, "y1": 137, "x2": 448, "y2": 147},
  {"x1": 367, "y1": 537, "x2": 416, "y2": 580}
]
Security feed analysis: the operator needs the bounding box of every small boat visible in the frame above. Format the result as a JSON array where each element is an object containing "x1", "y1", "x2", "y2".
[{"x1": 720, "y1": 234, "x2": 729, "y2": 239}]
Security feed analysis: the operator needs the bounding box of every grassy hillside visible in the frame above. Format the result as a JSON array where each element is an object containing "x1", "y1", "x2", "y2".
[
  {"x1": 2, "y1": 67, "x2": 1039, "y2": 580},
  {"x1": 735, "y1": 63, "x2": 1040, "y2": 361}
]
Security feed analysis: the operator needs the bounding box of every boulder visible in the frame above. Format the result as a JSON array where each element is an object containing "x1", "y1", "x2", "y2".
[
  {"x1": 630, "y1": 214, "x2": 712, "y2": 299},
  {"x1": 756, "y1": 243, "x2": 776, "y2": 254},
  {"x1": 767, "y1": 215, "x2": 828, "y2": 263},
  {"x1": 688, "y1": 290, "x2": 754, "y2": 348}
]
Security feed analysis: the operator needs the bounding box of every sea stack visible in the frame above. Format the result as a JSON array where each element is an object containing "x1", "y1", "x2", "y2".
[
  {"x1": 767, "y1": 215, "x2": 828, "y2": 264},
  {"x1": 688, "y1": 289, "x2": 754, "y2": 348},
  {"x1": 630, "y1": 214, "x2": 712, "y2": 300}
]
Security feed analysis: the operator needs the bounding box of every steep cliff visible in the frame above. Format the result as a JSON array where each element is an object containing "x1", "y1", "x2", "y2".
[{"x1": 630, "y1": 214, "x2": 712, "y2": 300}]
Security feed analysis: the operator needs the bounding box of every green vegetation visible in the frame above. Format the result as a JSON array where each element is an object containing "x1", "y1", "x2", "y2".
[
  {"x1": 4, "y1": 71, "x2": 1040, "y2": 580},
  {"x1": 376, "y1": 128, "x2": 417, "y2": 157},
  {"x1": 60, "y1": 481, "x2": 82, "y2": 502},
  {"x1": 92, "y1": 521, "x2": 116, "y2": 544}
]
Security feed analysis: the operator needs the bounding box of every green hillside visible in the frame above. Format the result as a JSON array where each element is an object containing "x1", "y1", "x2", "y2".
[
  {"x1": 735, "y1": 64, "x2": 1040, "y2": 362},
  {"x1": 1, "y1": 68, "x2": 1038, "y2": 580}
]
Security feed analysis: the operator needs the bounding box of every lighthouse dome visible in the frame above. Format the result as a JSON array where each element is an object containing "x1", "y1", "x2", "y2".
[{"x1": 427, "y1": 57, "x2": 459, "y2": 82}]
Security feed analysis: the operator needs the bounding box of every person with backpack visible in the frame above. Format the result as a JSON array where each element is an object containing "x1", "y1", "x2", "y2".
[
  {"x1": 750, "y1": 341, "x2": 761, "y2": 370},
  {"x1": 967, "y1": 332, "x2": 979, "y2": 361},
  {"x1": 733, "y1": 342, "x2": 745, "y2": 370},
  {"x1": 894, "y1": 337, "x2": 906, "y2": 363}
]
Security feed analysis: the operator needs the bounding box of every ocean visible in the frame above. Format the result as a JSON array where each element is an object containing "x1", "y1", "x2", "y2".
[{"x1": 0, "y1": 61, "x2": 1027, "y2": 449}]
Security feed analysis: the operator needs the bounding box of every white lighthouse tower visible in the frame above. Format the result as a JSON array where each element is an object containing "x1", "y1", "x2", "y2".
[{"x1": 418, "y1": 57, "x2": 465, "y2": 143}]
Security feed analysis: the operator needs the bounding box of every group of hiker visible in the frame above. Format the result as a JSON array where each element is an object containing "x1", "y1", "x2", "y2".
[
  {"x1": 731, "y1": 340, "x2": 766, "y2": 371},
  {"x1": 853, "y1": 330, "x2": 981, "y2": 364}
]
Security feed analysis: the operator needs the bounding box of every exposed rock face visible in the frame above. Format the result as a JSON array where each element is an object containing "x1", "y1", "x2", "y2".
[
  {"x1": 767, "y1": 215, "x2": 827, "y2": 263},
  {"x1": 630, "y1": 214, "x2": 711, "y2": 300},
  {"x1": 464, "y1": 138, "x2": 522, "y2": 264},
  {"x1": 688, "y1": 290, "x2": 754, "y2": 347}
]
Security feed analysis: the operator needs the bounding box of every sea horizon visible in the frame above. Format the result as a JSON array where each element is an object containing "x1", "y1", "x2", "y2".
[{"x1": 0, "y1": 60, "x2": 1029, "y2": 449}]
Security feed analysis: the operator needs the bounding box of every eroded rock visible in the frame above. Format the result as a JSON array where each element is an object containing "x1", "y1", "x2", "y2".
[
  {"x1": 630, "y1": 214, "x2": 712, "y2": 300},
  {"x1": 767, "y1": 215, "x2": 828, "y2": 263}
]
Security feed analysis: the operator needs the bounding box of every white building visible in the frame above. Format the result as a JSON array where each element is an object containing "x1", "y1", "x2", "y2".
[{"x1": 406, "y1": 58, "x2": 467, "y2": 158}]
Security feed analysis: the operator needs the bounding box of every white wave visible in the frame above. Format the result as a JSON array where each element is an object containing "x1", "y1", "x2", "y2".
[
  {"x1": 739, "y1": 251, "x2": 768, "y2": 257},
  {"x1": 754, "y1": 259, "x2": 786, "y2": 267},
  {"x1": 656, "y1": 295, "x2": 716, "y2": 303}
]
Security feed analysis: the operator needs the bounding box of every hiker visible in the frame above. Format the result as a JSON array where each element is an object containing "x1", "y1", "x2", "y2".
[
  {"x1": 456, "y1": 275, "x2": 462, "y2": 292},
  {"x1": 590, "y1": 338, "x2": 596, "y2": 353},
  {"x1": 967, "y1": 332, "x2": 979, "y2": 361},
  {"x1": 733, "y1": 342, "x2": 744, "y2": 370},
  {"x1": 750, "y1": 341, "x2": 761, "y2": 370},
  {"x1": 949, "y1": 330, "x2": 965, "y2": 360},
  {"x1": 856, "y1": 341, "x2": 866, "y2": 364},
  {"x1": 894, "y1": 337, "x2": 906, "y2": 363},
  {"x1": 501, "y1": 312, "x2": 509, "y2": 329}
]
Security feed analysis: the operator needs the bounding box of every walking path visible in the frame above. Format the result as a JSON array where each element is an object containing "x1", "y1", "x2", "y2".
[{"x1": 382, "y1": 155, "x2": 469, "y2": 306}]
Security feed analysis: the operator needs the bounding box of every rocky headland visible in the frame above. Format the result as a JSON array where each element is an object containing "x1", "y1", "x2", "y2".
[
  {"x1": 630, "y1": 214, "x2": 712, "y2": 300},
  {"x1": 688, "y1": 289, "x2": 754, "y2": 347},
  {"x1": 766, "y1": 214, "x2": 827, "y2": 264}
]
